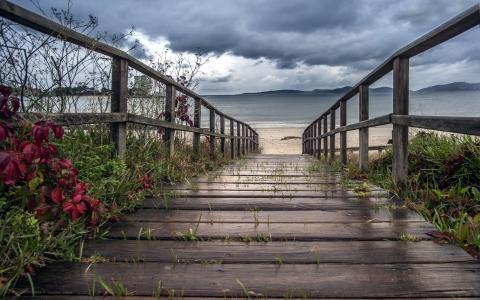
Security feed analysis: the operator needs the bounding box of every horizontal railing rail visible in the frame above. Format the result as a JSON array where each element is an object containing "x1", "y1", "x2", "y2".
[
  {"x1": 303, "y1": 4, "x2": 480, "y2": 184},
  {"x1": 0, "y1": 0, "x2": 258, "y2": 159}
]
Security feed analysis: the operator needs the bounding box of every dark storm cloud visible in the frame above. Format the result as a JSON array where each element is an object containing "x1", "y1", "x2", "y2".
[{"x1": 10, "y1": 0, "x2": 480, "y2": 71}]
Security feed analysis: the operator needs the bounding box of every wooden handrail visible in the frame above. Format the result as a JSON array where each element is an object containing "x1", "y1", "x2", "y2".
[
  {"x1": 0, "y1": 0, "x2": 259, "y2": 158},
  {"x1": 303, "y1": 5, "x2": 480, "y2": 184}
]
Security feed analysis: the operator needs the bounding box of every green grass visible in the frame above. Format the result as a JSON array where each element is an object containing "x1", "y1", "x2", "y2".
[
  {"x1": 353, "y1": 132, "x2": 480, "y2": 254},
  {"x1": 1, "y1": 127, "x2": 234, "y2": 295}
]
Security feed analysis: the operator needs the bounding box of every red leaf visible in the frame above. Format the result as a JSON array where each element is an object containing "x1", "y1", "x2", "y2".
[{"x1": 51, "y1": 187, "x2": 63, "y2": 204}]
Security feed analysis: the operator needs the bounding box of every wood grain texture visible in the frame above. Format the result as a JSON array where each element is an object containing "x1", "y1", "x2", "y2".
[
  {"x1": 22, "y1": 262, "x2": 480, "y2": 297},
  {"x1": 82, "y1": 240, "x2": 475, "y2": 263},
  {"x1": 18, "y1": 154, "x2": 475, "y2": 298},
  {"x1": 122, "y1": 208, "x2": 425, "y2": 223},
  {"x1": 106, "y1": 221, "x2": 435, "y2": 240}
]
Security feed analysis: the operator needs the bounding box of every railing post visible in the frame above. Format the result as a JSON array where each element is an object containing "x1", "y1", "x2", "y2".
[
  {"x1": 237, "y1": 122, "x2": 241, "y2": 156},
  {"x1": 329, "y1": 109, "x2": 335, "y2": 160},
  {"x1": 310, "y1": 125, "x2": 315, "y2": 155},
  {"x1": 302, "y1": 132, "x2": 305, "y2": 154},
  {"x1": 110, "y1": 57, "x2": 128, "y2": 159},
  {"x1": 323, "y1": 116, "x2": 328, "y2": 158},
  {"x1": 393, "y1": 57, "x2": 409, "y2": 185},
  {"x1": 248, "y1": 127, "x2": 252, "y2": 153},
  {"x1": 317, "y1": 120, "x2": 321, "y2": 159},
  {"x1": 193, "y1": 97, "x2": 201, "y2": 155},
  {"x1": 209, "y1": 109, "x2": 215, "y2": 158},
  {"x1": 305, "y1": 127, "x2": 309, "y2": 154},
  {"x1": 230, "y1": 119, "x2": 235, "y2": 159},
  {"x1": 241, "y1": 124, "x2": 246, "y2": 155},
  {"x1": 220, "y1": 114, "x2": 225, "y2": 157},
  {"x1": 313, "y1": 122, "x2": 317, "y2": 157},
  {"x1": 163, "y1": 84, "x2": 176, "y2": 157},
  {"x1": 359, "y1": 85, "x2": 369, "y2": 171},
  {"x1": 340, "y1": 100, "x2": 347, "y2": 165}
]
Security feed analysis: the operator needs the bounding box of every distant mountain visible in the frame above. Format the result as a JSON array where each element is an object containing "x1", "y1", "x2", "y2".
[
  {"x1": 237, "y1": 82, "x2": 480, "y2": 96},
  {"x1": 415, "y1": 82, "x2": 480, "y2": 93},
  {"x1": 312, "y1": 86, "x2": 352, "y2": 94}
]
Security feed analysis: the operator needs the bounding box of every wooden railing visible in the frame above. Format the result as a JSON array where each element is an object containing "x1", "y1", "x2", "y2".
[
  {"x1": 302, "y1": 4, "x2": 480, "y2": 184},
  {"x1": 0, "y1": 0, "x2": 259, "y2": 159}
]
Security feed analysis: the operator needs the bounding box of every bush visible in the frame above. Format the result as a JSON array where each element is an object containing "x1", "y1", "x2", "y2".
[{"x1": 368, "y1": 132, "x2": 480, "y2": 253}]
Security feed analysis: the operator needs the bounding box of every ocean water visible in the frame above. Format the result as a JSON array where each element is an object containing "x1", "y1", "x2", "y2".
[{"x1": 204, "y1": 91, "x2": 480, "y2": 128}]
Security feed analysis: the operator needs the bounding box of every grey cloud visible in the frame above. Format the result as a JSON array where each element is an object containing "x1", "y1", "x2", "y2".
[{"x1": 8, "y1": 0, "x2": 480, "y2": 93}]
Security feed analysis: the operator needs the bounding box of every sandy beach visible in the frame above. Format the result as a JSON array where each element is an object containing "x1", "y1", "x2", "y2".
[{"x1": 257, "y1": 126, "x2": 393, "y2": 154}]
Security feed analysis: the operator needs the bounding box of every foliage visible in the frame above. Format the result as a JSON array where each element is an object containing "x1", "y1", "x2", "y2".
[
  {"x1": 0, "y1": 85, "x2": 112, "y2": 295},
  {"x1": 367, "y1": 132, "x2": 480, "y2": 253}
]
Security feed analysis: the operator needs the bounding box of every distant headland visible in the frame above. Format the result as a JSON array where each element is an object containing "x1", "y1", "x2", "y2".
[{"x1": 236, "y1": 82, "x2": 480, "y2": 96}]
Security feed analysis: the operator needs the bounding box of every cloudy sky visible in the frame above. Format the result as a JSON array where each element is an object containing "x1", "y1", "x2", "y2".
[{"x1": 12, "y1": 0, "x2": 480, "y2": 94}]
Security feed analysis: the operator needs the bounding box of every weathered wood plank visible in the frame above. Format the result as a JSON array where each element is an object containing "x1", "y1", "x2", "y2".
[
  {"x1": 143, "y1": 196, "x2": 392, "y2": 210},
  {"x1": 392, "y1": 114, "x2": 480, "y2": 136},
  {"x1": 392, "y1": 57, "x2": 409, "y2": 184},
  {"x1": 158, "y1": 189, "x2": 388, "y2": 198},
  {"x1": 163, "y1": 84, "x2": 176, "y2": 157},
  {"x1": 82, "y1": 240, "x2": 474, "y2": 264},
  {"x1": 122, "y1": 209, "x2": 425, "y2": 223},
  {"x1": 23, "y1": 262, "x2": 480, "y2": 297},
  {"x1": 106, "y1": 221, "x2": 435, "y2": 240},
  {"x1": 359, "y1": 84, "x2": 369, "y2": 171},
  {"x1": 160, "y1": 183, "x2": 383, "y2": 191},
  {"x1": 110, "y1": 57, "x2": 128, "y2": 159}
]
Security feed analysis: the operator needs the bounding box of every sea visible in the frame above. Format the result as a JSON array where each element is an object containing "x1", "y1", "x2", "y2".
[{"x1": 204, "y1": 91, "x2": 480, "y2": 128}]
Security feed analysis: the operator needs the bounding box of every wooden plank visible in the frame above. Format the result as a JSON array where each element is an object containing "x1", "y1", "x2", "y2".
[
  {"x1": 230, "y1": 119, "x2": 235, "y2": 159},
  {"x1": 22, "y1": 297, "x2": 480, "y2": 300},
  {"x1": 359, "y1": 84, "x2": 369, "y2": 172},
  {"x1": 110, "y1": 57, "x2": 128, "y2": 159},
  {"x1": 158, "y1": 189, "x2": 388, "y2": 198},
  {"x1": 161, "y1": 183, "x2": 382, "y2": 191},
  {"x1": 191, "y1": 177, "x2": 342, "y2": 184},
  {"x1": 163, "y1": 84, "x2": 176, "y2": 157},
  {"x1": 323, "y1": 116, "x2": 328, "y2": 158},
  {"x1": 193, "y1": 97, "x2": 202, "y2": 155},
  {"x1": 21, "y1": 112, "x2": 127, "y2": 126},
  {"x1": 220, "y1": 115, "x2": 226, "y2": 156},
  {"x1": 316, "y1": 120, "x2": 322, "y2": 159},
  {"x1": 143, "y1": 196, "x2": 392, "y2": 210},
  {"x1": 236, "y1": 122, "x2": 243, "y2": 157},
  {"x1": 392, "y1": 114, "x2": 480, "y2": 136},
  {"x1": 329, "y1": 109, "x2": 335, "y2": 160},
  {"x1": 392, "y1": 57, "x2": 409, "y2": 185},
  {"x1": 23, "y1": 262, "x2": 480, "y2": 297},
  {"x1": 339, "y1": 100, "x2": 347, "y2": 164},
  {"x1": 106, "y1": 221, "x2": 435, "y2": 240},
  {"x1": 121, "y1": 209, "x2": 425, "y2": 223},
  {"x1": 82, "y1": 240, "x2": 474, "y2": 264},
  {"x1": 209, "y1": 109, "x2": 215, "y2": 157},
  {"x1": 317, "y1": 114, "x2": 391, "y2": 136}
]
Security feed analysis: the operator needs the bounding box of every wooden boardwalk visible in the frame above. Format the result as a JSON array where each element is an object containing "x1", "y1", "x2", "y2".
[{"x1": 23, "y1": 155, "x2": 479, "y2": 298}]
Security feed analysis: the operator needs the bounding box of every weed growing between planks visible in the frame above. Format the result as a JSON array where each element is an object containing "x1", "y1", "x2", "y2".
[{"x1": 324, "y1": 132, "x2": 480, "y2": 254}]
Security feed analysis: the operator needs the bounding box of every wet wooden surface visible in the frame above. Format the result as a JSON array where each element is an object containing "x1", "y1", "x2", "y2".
[{"x1": 20, "y1": 154, "x2": 479, "y2": 298}]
